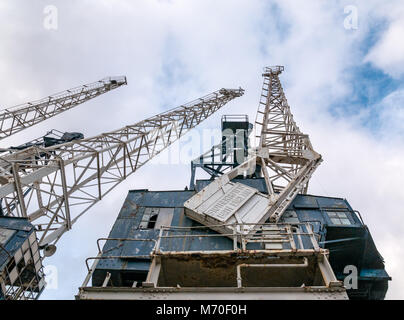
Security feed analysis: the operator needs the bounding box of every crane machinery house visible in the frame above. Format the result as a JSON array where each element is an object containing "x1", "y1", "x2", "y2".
[
  {"x1": 0, "y1": 67, "x2": 390, "y2": 300},
  {"x1": 76, "y1": 67, "x2": 390, "y2": 300}
]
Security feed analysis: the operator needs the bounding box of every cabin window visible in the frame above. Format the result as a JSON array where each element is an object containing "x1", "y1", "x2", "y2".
[
  {"x1": 327, "y1": 211, "x2": 351, "y2": 225},
  {"x1": 147, "y1": 214, "x2": 158, "y2": 229},
  {"x1": 139, "y1": 208, "x2": 174, "y2": 229},
  {"x1": 139, "y1": 208, "x2": 160, "y2": 229}
]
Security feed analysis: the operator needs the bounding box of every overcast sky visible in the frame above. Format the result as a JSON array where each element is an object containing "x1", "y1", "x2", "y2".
[{"x1": 1, "y1": 0, "x2": 403, "y2": 300}]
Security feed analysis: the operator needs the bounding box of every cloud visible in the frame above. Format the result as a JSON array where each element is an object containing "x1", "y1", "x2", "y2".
[
  {"x1": 377, "y1": 89, "x2": 404, "y2": 136},
  {"x1": 365, "y1": 20, "x2": 404, "y2": 78},
  {"x1": 364, "y1": 4, "x2": 404, "y2": 78},
  {"x1": 0, "y1": 0, "x2": 403, "y2": 300}
]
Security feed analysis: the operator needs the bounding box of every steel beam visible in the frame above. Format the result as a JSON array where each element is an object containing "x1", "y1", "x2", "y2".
[
  {"x1": 0, "y1": 77, "x2": 127, "y2": 140},
  {"x1": 0, "y1": 88, "x2": 244, "y2": 247}
]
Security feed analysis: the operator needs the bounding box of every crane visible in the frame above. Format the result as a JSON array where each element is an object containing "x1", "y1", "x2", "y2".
[
  {"x1": 184, "y1": 66, "x2": 322, "y2": 235},
  {"x1": 0, "y1": 87, "x2": 244, "y2": 254},
  {"x1": 0, "y1": 77, "x2": 127, "y2": 141},
  {"x1": 254, "y1": 66, "x2": 322, "y2": 222}
]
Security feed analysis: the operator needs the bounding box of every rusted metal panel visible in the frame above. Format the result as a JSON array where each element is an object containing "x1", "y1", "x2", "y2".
[{"x1": 88, "y1": 187, "x2": 389, "y2": 300}]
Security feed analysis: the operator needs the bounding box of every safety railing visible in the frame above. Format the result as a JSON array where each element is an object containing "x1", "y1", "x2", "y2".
[
  {"x1": 80, "y1": 224, "x2": 325, "y2": 289},
  {"x1": 81, "y1": 238, "x2": 156, "y2": 288},
  {"x1": 263, "y1": 66, "x2": 284, "y2": 75},
  {"x1": 236, "y1": 257, "x2": 309, "y2": 288},
  {"x1": 154, "y1": 222, "x2": 321, "y2": 255}
]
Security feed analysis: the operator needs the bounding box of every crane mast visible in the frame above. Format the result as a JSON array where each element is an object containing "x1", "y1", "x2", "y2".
[
  {"x1": 254, "y1": 66, "x2": 322, "y2": 221},
  {"x1": 0, "y1": 88, "x2": 244, "y2": 249},
  {"x1": 184, "y1": 66, "x2": 322, "y2": 234},
  {"x1": 0, "y1": 77, "x2": 127, "y2": 140}
]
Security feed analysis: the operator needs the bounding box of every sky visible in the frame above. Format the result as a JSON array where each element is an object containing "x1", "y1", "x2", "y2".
[{"x1": 0, "y1": 0, "x2": 403, "y2": 299}]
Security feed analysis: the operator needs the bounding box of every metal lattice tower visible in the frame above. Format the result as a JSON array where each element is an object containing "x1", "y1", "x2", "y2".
[
  {"x1": 184, "y1": 66, "x2": 321, "y2": 230},
  {"x1": 254, "y1": 66, "x2": 322, "y2": 221},
  {"x1": 0, "y1": 88, "x2": 244, "y2": 248}
]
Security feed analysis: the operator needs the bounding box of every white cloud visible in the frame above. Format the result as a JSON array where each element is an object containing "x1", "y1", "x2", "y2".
[
  {"x1": 365, "y1": 20, "x2": 404, "y2": 78},
  {"x1": 0, "y1": 0, "x2": 403, "y2": 300},
  {"x1": 364, "y1": 2, "x2": 404, "y2": 77},
  {"x1": 378, "y1": 89, "x2": 404, "y2": 136}
]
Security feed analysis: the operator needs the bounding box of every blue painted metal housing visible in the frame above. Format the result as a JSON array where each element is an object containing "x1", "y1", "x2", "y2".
[
  {"x1": 0, "y1": 217, "x2": 45, "y2": 300},
  {"x1": 93, "y1": 178, "x2": 390, "y2": 299},
  {"x1": 1, "y1": 218, "x2": 34, "y2": 270}
]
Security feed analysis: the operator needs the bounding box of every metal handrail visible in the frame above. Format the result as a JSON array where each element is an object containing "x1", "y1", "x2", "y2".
[
  {"x1": 96, "y1": 237, "x2": 156, "y2": 254},
  {"x1": 80, "y1": 223, "x2": 324, "y2": 289},
  {"x1": 156, "y1": 222, "x2": 320, "y2": 254},
  {"x1": 353, "y1": 210, "x2": 365, "y2": 225},
  {"x1": 159, "y1": 222, "x2": 316, "y2": 229},
  {"x1": 236, "y1": 257, "x2": 309, "y2": 288},
  {"x1": 80, "y1": 237, "x2": 157, "y2": 288},
  {"x1": 85, "y1": 255, "x2": 152, "y2": 272}
]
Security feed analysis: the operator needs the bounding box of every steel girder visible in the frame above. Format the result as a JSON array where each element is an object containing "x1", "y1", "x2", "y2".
[
  {"x1": 185, "y1": 67, "x2": 321, "y2": 225},
  {"x1": 189, "y1": 136, "x2": 237, "y2": 189},
  {"x1": 254, "y1": 66, "x2": 322, "y2": 221},
  {"x1": 0, "y1": 77, "x2": 127, "y2": 140},
  {"x1": 0, "y1": 88, "x2": 244, "y2": 247}
]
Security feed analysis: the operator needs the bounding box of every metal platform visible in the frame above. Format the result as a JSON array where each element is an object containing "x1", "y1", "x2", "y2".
[
  {"x1": 76, "y1": 186, "x2": 390, "y2": 300},
  {"x1": 77, "y1": 222, "x2": 348, "y2": 300}
]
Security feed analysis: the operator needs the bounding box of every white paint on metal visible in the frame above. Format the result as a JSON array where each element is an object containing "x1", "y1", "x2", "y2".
[
  {"x1": 155, "y1": 208, "x2": 174, "y2": 229},
  {"x1": 184, "y1": 180, "x2": 272, "y2": 234},
  {"x1": 76, "y1": 287, "x2": 349, "y2": 300},
  {"x1": 0, "y1": 88, "x2": 244, "y2": 247},
  {"x1": 185, "y1": 66, "x2": 322, "y2": 236},
  {"x1": 0, "y1": 77, "x2": 127, "y2": 141}
]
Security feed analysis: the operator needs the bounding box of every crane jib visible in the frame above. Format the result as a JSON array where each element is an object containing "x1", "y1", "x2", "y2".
[{"x1": 0, "y1": 87, "x2": 244, "y2": 247}]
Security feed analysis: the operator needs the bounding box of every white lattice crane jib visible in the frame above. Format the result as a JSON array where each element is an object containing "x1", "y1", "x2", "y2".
[
  {"x1": 0, "y1": 77, "x2": 127, "y2": 140},
  {"x1": 0, "y1": 86, "x2": 244, "y2": 249}
]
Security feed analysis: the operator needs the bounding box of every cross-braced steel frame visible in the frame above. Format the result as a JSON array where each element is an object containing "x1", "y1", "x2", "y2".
[
  {"x1": 188, "y1": 67, "x2": 321, "y2": 224},
  {"x1": 0, "y1": 88, "x2": 244, "y2": 248},
  {"x1": 254, "y1": 66, "x2": 322, "y2": 221},
  {"x1": 0, "y1": 77, "x2": 127, "y2": 140},
  {"x1": 189, "y1": 136, "x2": 238, "y2": 189}
]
